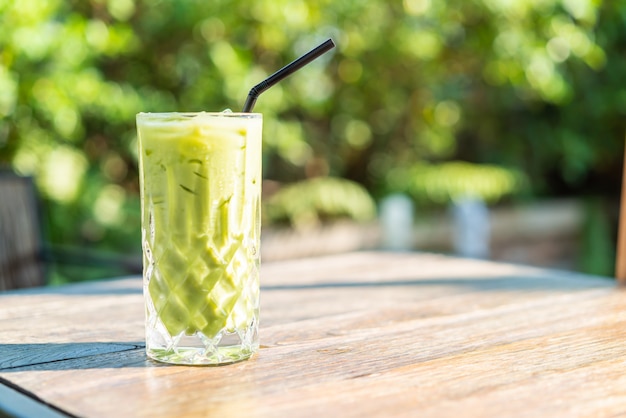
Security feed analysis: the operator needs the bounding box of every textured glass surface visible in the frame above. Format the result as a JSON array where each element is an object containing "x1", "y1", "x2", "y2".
[
  {"x1": 138, "y1": 113, "x2": 261, "y2": 365},
  {"x1": 143, "y1": 237, "x2": 260, "y2": 365}
]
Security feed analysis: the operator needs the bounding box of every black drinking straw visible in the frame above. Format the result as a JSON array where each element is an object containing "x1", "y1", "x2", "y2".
[{"x1": 242, "y1": 38, "x2": 336, "y2": 113}]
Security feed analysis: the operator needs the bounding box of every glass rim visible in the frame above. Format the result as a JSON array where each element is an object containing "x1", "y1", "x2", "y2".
[{"x1": 137, "y1": 111, "x2": 261, "y2": 119}]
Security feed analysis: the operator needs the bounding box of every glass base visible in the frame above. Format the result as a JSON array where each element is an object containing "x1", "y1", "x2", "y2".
[
  {"x1": 147, "y1": 345, "x2": 257, "y2": 366},
  {"x1": 147, "y1": 327, "x2": 258, "y2": 366}
]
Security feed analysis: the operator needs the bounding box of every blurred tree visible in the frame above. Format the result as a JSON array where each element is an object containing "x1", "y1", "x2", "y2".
[{"x1": 0, "y1": 0, "x2": 624, "y2": 280}]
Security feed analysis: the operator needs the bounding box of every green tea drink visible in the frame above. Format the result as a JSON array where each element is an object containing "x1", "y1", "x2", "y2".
[{"x1": 136, "y1": 112, "x2": 262, "y2": 365}]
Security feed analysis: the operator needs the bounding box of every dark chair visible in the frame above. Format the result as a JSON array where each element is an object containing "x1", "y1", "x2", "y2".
[
  {"x1": 0, "y1": 171, "x2": 45, "y2": 290},
  {"x1": 0, "y1": 170, "x2": 142, "y2": 291}
]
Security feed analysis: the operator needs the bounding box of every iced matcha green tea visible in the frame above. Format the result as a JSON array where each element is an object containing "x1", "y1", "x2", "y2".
[{"x1": 137, "y1": 112, "x2": 262, "y2": 365}]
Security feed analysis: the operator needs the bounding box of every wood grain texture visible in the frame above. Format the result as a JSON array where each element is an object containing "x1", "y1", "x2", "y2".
[{"x1": 0, "y1": 251, "x2": 623, "y2": 418}]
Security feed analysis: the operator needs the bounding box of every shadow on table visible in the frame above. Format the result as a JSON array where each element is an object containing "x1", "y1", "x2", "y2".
[
  {"x1": 3, "y1": 277, "x2": 143, "y2": 296},
  {"x1": 261, "y1": 274, "x2": 617, "y2": 292},
  {"x1": 0, "y1": 342, "x2": 153, "y2": 372},
  {"x1": 10, "y1": 272, "x2": 614, "y2": 298}
]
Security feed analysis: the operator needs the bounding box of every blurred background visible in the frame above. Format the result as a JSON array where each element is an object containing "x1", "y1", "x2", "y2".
[{"x1": 1, "y1": 0, "x2": 624, "y2": 286}]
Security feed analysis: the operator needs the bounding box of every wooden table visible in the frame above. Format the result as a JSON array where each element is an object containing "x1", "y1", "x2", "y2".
[{"x1": 2, "y1": 251, "x2": 625, "y2": 417}]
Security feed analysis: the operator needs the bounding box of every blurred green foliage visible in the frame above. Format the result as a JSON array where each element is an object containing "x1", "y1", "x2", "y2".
[
  {"x1": 580, "y1": 197, "x2": 615, "y2": 276},
  {"x1": 388, "y1": 161, "x2": 527, "y2": 205},
  {"x1": 265, "y1": 177, "x2": 377, "y2": 230},
  {"x1": 0, "y1": 0, "x2": 624, "y2": 277}
]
